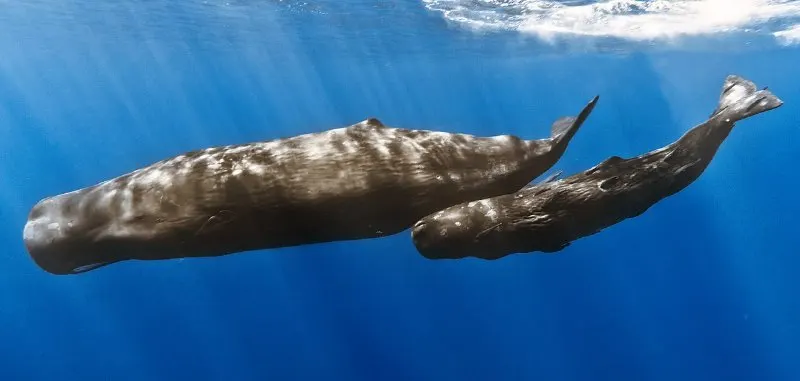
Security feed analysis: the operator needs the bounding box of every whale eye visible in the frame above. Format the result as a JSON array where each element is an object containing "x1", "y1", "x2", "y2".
[{"x1": 598, "y1": 176, "x2": 620, "y2": 192}]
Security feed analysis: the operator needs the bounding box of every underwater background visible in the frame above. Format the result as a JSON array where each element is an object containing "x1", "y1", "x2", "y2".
[{"x1": 2, "y1": 1, "x2": 800, "y2": 380}]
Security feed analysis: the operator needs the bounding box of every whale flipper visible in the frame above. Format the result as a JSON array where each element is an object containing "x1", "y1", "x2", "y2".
[
  {"x1": 550, "y1": 95, "x2": 599, "y2": 144},
  {"x1": 540, "y1": 170, "x2": 563, "y2": 183},
  {"x1": 522, "y1": 170, "x2": 564, "y2": 189},
  {"x1": 710, "y1": 75, "x2": 783, "y2": 121}
]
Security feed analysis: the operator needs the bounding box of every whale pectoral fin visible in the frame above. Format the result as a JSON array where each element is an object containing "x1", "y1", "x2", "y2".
[
  {"x1": 540, "y1": 170, "x2": 563, "y2": 183},
  {"x1": 526, "y1": 170, "x2": 563, "y2": 188}
]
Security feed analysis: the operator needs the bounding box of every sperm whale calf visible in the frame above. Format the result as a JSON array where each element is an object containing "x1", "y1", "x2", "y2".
[{"x1": 411, "y1": 75, "x2": 783, "y2": 260}]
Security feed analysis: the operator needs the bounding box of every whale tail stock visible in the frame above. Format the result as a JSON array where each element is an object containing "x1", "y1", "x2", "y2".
[
  {"x1": 710, "y1": 75, "x2": 783, "y2": 122},
  {"x1": 549, "y1": 95, "x2": 600, "y2": 145}
]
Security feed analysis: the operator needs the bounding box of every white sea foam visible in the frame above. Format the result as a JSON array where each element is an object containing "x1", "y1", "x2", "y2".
[
  {"x1": 774, "y1": 23, "x2": 800, "y2": 44},
  {"x1": 422, "y1": 0, "x2": 800, "y2": 44}
]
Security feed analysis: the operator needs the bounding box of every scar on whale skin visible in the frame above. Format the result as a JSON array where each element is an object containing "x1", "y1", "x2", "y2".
[
  {"x1": 22, "y1": 96, "x2": 598, "y2": 275},
  {"x1": 411, "y1": 75, "x2": 783, "y2": 260}
]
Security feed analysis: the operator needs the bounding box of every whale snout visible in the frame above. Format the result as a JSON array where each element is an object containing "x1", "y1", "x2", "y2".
[
  {"x1": 23, "y1": 196, "x2": 112, "y2": 275},
  {"x1": 410, "y1": 220, "x2": 437, "y2": 257},
  {"x1": 24, "y1": 198, "x2": 80, "y2": 274},
  {"x1": 411, "y1": 219, "x2": 465, "y2": 260}
]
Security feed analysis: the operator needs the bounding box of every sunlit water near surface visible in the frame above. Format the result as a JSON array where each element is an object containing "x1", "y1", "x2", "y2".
[
  {"x1": 424, "y1": 0, "x2": 800, "y2": 43},
  {"x1": 1, "y1": 1, "x2": 800, "y2": 380}
]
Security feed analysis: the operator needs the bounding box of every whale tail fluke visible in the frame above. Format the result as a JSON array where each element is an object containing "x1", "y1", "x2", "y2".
[
  {"x1": 550, "y1": 95, "x2": 599, "y2": 145},
  {"x1": 711, "y1": 75, "x2": 783, "y2": 122}
]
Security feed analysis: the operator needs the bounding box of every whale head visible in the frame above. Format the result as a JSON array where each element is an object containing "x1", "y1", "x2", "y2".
[{"x1": 23, "y1": 193, "x2": 119, "y2": 275}]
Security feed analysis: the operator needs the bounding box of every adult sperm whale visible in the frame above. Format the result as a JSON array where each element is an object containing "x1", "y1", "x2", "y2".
[
  {"x1": 23, "y1": 96, "x2": 598, "y2": 274},
  {"x1": 411, "y1": 75, "x2": 782, "y2": 260}
]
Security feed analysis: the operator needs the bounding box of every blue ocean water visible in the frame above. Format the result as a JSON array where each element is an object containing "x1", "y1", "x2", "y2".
[{"x1": 2, "y1": 1, "x2": 800, "y2": 380}]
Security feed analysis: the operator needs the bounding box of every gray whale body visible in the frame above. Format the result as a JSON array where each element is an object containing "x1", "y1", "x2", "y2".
[
  {"x1": 411, "y1": 75, "x2": 783, "y2": 260},
  {"x1": 23, "y1": 97, "x2": 598, "y2": 274}
]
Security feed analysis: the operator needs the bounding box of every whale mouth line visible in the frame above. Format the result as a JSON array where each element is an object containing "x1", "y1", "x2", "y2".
[
  {"x1": 70, "y1": 261, "x2": 118, "y2": 274},
  {"x1": 422, "y1": 0, "x2": 800, "y2": 46}
]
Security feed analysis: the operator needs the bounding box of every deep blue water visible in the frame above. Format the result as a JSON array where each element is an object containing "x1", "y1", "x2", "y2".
[{"x1": 2, "y1": 1, "x2": 800, "y2": 380}]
